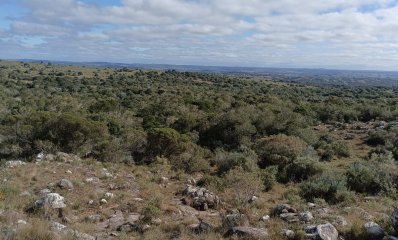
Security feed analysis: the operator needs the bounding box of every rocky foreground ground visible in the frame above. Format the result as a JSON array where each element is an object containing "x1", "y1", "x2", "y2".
[{"x1": 1, "y1": 152, "x2": 398, "y2": 240}]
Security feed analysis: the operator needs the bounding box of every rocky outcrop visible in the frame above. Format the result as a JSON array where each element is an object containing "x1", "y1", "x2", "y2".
[
  {"x1": 392, "y1": 209, "x2": 398, "y2": 233},
  {"x1": 57, "y1": 179, "x2": 74, "y2": 190},
  {"x1": 222, "y1": 213, "x2": 250, "y2": 228},
  {"x1": 364, "y1": 221, "x2": 384, "y2": 240},
  {"x1": 5, "y1": 160, "x2": 26, "y2": 168},
  {"x1": 182, "y1": 185, "x2": 220, "y2": 211},
  {"x1": 225, "y1": 227, "x2": 268, "y2": 239},
  {"x1": 305, "y1": 223, "x2": 338, "y2": 240},
  {"x1": 35, "y1": 193, "x2": 66, "y2": 209}
]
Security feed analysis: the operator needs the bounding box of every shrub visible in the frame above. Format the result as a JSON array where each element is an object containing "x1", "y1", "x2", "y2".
[
  {"x1": 213, "y1": 148, "x2": 259, "y2": 175},
  {"x1": 300, "y1": 173, "x2": 350, "y2": 204},
  {"x1": 278, "y1": 157, "x2": 323, "y2": 183},
  {"x1": 224, "y1": 167, "x2": 263, "y2": 209},
  {"x1": 255, "y1": 134, "x2": 307, "y2": 168},
  {"x1": 141, "y1": 197, "x2": 162, "y2": 223},
  {"x1": 15, "y1": 220, "x2": 54, "y2": 240},
  {"x1": 346, "y1": 162, "x2": 397, "y2": 196}
]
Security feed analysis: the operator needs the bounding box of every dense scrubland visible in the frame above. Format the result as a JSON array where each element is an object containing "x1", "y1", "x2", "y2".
[{"x1": 2, "y1": 61, "x2": 398, "y2": 239}]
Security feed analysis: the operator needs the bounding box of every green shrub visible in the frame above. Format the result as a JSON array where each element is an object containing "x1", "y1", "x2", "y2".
[
  {"x1": 278, "y1": 157, "x2": 323, "y2": 183},
  {"x1": 213, "y1": 147, "x2": 259, "y2": 175},
  {"x1": 255, "y1": 134, "x2": 307, "y2": 168},
  {"x1": 141, "y1": 197, "x2": 162, "y2": 223},
  {"x1": 300, "y1": 173, "x2": 350, "y2": 204},
  {"x1": 346, "y1": 162, "x2": 397, "y2": 196}
]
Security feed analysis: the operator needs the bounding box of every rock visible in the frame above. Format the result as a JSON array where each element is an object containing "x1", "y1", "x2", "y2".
[
  {"x1": 189, "y1": 220, "x2": 213, "y2": 234},
  {"x1": 68, "y1": 230, "x2": 95, "y2": 240},
  {"x1": 104, "y1": 192, "x2": 114, "y2": 199},
  {"x1": 151, "y1": 218, "x2": 162, "y2": 225},
  {"x1": 51, "y1": 221, "x2": 67, "y2": 231},
  {"x1": 17, "y1": 220, "x2": 27, "y2": 225},
  {"x1": 126, "y1": 213, "x2": 141, "y2": 223},
  {"x1": 261, "y1": 215, "x2": 270, "y2": 222},
  {"x1": 272, "y1": 204, "x2": 297, "y2": 216},
  {"x1": 100, "y1": 199, "x2": 108, "y2": 205},
  {"x1": 141, "y1": 224, "x2": 151, "y2": 231},
  {"x1": 280, "y1": 213, "x2": 299, "y2": 223},
  {"x1": 249, "y1": 195, "x2": 258, "y2": 203},
  {"x1": 66, "y1": 170, "x2": 72, "y2": 174},
  {"x1": 282, "y1": 229, "x2": 295, "y2": 239},
  {"x1": 225, "y1": 227, "x2": 268, "y2": 239},
  {"x1": 85, "y1": 177, "x2": 100, "y2": 184},
  {"x1": 88, "y1": 200, "x2": 94, "y2": 205},
  {"x1": 391, "y1": 209, "x2": 398, "y2": 233},
  {"x1": 182, "y1": 185, "x2": 220, "y2": 211},
  {"x1": 38, "y1": 189, "x2": 51, "y2": 196},
  {"x1": 35, "y1": 193, "x2": 66, "y2": 209},
  {"x1": 132, "y1": 198, "x2": 144, "y2": 202},
  {"x1": 86, "y1": 214, "x2": 102, "y2": 223},
  {"x1": 58, "y1": 179, "x2": 74, "y2": 190},
  {"x1": 299, "y1": 211, "x2": 314, "y2": 222},
  {"x1": 222, "y1": 213, "x2": 250, "y2": 228},
  {"x1": 308, "y1": 203, "x2": 316, "y2": 208},
  {"x1": 305, "y1": 223, "x2": 338, "y2": 240},
  {"x1": 5, "y1": 160, "x2": 26, "y2": 168},
  {"x1": 364, "y1": 222, "x2": 385, "y2": 240},
  {"x1": 100, "y1": 168, "x2": 113, "y2": 178},
  {"x1": 109, "y1": 210, "x2": 125, "y2": 230},
  {"x1": 117, "y1": 223, "x2": 140, "y2": 232}
]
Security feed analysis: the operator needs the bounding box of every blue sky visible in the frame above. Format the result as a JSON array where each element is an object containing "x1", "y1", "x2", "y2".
[{"x1": 1, "y1": 0, "x2": 398, "y2": 70}]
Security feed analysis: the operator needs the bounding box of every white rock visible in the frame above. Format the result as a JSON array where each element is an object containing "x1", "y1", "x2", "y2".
[
  {"x1": 88, "y1": 200, "x2": 94, "y2": 205},
  {"x1": 36, "y1": 193, "x2": 66, "y2": 209},
  {"x1": 104, "y1": 192, "x2": 114, "y2": 199},
  {"x1": 51, "y1": 221, "x2": 67, "y2": 231},
  {"x1": 132, "y1": 198, "x2": 144, "y2": 202},
  {"x1": 299, "y1": 211, "x2": 314, "y2": 222},
  {"x1": 5, "y1": 160, "x2": 26, "y2": 168},
  {"x1": 261, "y1": 215, "x2": 270, "y2": 222},
  {"x1": 66, "y1": 170, "x2": 72, "y2": 174},
  {"x1": 17, "y1": 220, "x2": 27, "y2": 225},
  {"x1": 100, "y1": 199, "x2": 108, "y2": 205}
]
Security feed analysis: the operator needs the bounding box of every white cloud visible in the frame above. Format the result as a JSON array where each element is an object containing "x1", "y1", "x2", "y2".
[{"x1": 1, "y1": 0, "x2": 398, "y2": 70}]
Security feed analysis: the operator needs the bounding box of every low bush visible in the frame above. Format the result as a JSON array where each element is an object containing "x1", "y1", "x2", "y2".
[{"x1": 300, "y1": 173, "x2": 350, "y2": 204}]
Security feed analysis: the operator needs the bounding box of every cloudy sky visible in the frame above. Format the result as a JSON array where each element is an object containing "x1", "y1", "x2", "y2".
[{"x1": 1, "y1": 0, "x2": 398, "y2": 70}]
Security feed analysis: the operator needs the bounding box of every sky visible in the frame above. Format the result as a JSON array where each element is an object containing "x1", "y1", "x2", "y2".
[{"x1": 1, "y1": 0, "x2": 398, "y2": 70}]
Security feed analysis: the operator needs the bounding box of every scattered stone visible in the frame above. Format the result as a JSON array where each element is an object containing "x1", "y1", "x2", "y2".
[
  {"x1": 308, "y1": 203, "x2": 316, "y2": 208},
  {"x1": 282, "y1": 229, "x2": 295, "y2": 239},
  {"x1": 104, "y1": 192, "x2": 114, "y2": 199},
  {"x1": 249, "y1": 195, "x2": 258, "y2": 203},
  {"x1": 141, "y1": 224, "x2": 151, "y2": 231},
  {"x1": 51, "y1": 221, "x2": 67, "y2": 231},
  {"x1": 272, "y1": 204, "x2": 297, "y2": 216},
  {"x1": 17, "y1": 220, "x2": 27, "y2": 225},
  {"x1": 35, "y1": 193, "x2": 66, "y2": 209},
  {"x1": 38, "y1": 189, "x2": 51, "y2": 196},
  {"x1": 280, "y1": 213, "x2": 299, "y2": 223},
  {"x1": 364, "y1": 221, "x2": 385, "y2": 240},
  {"x1": 126, "y1": 213, "x2": 140, "y2": 223},
  {"x1": 100, "y1": 168, "x2": 113, "y2": 178},
  {"x1": 100, "y1": 199, "x2": 108, "y2": 205},
  {"x1": 299, "y1": 211, "x2": 314, "y2": 222},
  {"x1": 86, "y1": 214, "x2": 102, "y2": 223},
  {"x1": 222, "y1": 213, "x2": 250, "y2": 228},
  {"x1": 58, "y1": 179, "x2": 74, "y2": 190},
  {"x1": 5, "y1": 160, "x2": 26, "y2": 168},
  {"x1": 68, "y1": 230, "x2": 95, "y2": 240},
  {"x1": 88, "y1": 200, "x2": 94, "y2": 205},
  {"x1": 117, "y1": 223, "x2": 140, "y2": 232},
  {"x1": 66, "y1": 170, "x2": 72, "y2": 174},
  {"x1": 305, "y1": 223, "x2": 338, "y2": 240},
  {"x1": 225, "y1": 227, "x2": 268, "y2": 239},
  {"x1": 151, "y1": 218, "x2": 162, "y2": 225},
  {"x1": 261, "y1": 215, "x2": 270, "y2": 222},
  {"x1": 189, "y1": 220, "x2": 213, "y2": 234},
  {"x1": 109, "y1": 210, "x2": 125, "y2": 230},
  {"x1": 182, "y1": 185, "x2": 220, "y2": 211},
  {"x1": 85, "y1": 177, "x2": 100, "y2": 184}
]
